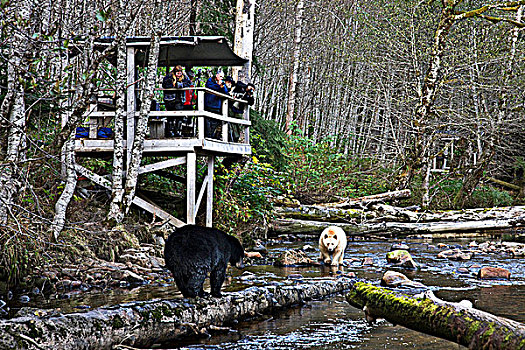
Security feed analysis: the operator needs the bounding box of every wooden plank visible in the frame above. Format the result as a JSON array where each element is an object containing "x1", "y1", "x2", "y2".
[
  {"x1": 143, "y1": 111, "x2": 251, "y2": 125},
  {"x1": 201, "y1": 139, "x2": 252, "y2": 154},
  {"x1": 186, "y1": 152, "x2": 196, "y2": 225},
  {"x1": 74, "y1": 164, "x2": 184, "y2": 226},
  {"x1": 126, "y1": 46, "x2": 135, "y2": 168},
  {"x1": 132, "y1": 196, "x2": 185, "y2": 227},
  {"x1": 138, "y1": 157, "x2": 186, "y2": 174},
  {"x1": 195, "y1": 175, "x2": 209, "y2": 219},
  {"x1": 206, "y1": 156, "x2": 214, "y2": 227}
]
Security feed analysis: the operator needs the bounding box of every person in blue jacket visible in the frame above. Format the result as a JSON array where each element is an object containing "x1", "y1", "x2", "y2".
[{"x1": 204, "y1": 70, "x2": 229, "y2": 138}]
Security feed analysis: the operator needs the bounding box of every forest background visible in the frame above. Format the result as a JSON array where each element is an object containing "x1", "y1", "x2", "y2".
[{"x1": 0, "y1": 0, "x2": 524, "y2": 288}]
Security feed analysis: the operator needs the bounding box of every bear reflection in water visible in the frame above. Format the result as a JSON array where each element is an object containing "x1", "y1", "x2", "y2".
[{"x1": 164, "y1": 225, "x2": 244, "y2": 298}]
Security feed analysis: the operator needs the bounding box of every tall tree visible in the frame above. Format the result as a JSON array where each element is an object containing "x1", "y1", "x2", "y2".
[{"x1": 285, "y1": 0, "x2": 304, "y2": 134}]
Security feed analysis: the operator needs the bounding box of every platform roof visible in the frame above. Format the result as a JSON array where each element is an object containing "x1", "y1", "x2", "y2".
[{"x1": 91, "y1": 36, "x2": 248, "y2": 67}]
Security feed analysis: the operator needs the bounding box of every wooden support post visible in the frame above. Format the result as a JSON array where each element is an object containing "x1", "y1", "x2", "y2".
[
  {"x1": 222, "y1": 98, "x2": 228, "y2": 141},
  {"x1": 244, "y1": 106, "x2": 250, "y2": 144},
  {"x1": 126, "y1": 46, "x2": 135, "y2": 168},
  {"x1": 187, "y1": 152, "x2": 197, "y2": 225},
  {"x1": 206, "y1": 156, "x2": 214, "y2": 227},
  {"x1": 197, "y1": 90, "x2": 205, "y2": 139}
]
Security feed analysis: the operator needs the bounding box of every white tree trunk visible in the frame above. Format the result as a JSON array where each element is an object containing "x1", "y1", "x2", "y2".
[
  {"x1": 285, "y1": 0, "x2": 304, "y2": 133},
  {"x1": 0, "y1": 1, "x2": 32, "y2": 223},
  {"x1": 232, "y1": 0, "x2": 256, "y2": 83},
  {"x1": 108, "y1": 0, "x2": 131, "y2": 223},
  {"x1": 123, "y1": 1, "x2": 162, "y2": 214},
  {"x1": 51, "y1": 137, "x2": 77, "y2": 240}
]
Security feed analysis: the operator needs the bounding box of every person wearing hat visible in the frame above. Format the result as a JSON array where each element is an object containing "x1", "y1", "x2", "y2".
[
  {"x1": 228, "y1": 81, "x2": 255, "y2": 142},
  {"x1": 204, "y1": 70, "x2": 229, "y2": 139},
  {"x1": 162, "y1": 65, "x2": 191, "y2": 137}
]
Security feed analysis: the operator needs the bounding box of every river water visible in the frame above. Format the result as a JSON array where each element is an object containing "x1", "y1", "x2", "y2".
[
  {"x1": 161, "y1": 236, "x2": 525, "y2": 349},
  {"x1": 5, "y1": 236, "x2": 525, "y2": 349}
]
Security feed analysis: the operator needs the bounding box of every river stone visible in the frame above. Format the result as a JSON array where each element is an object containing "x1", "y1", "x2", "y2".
[
  {"x1": 381, "y1": 271, "x2": 410, "y2": 287},
  {"x1": 477, "y1": 267, "x2": 511, "y2": 280},
  {"x1": 390, "y1": 243, "x2": 409, "y2": 251},
  {"x1": 245, "y1": 251, "x2": 263, "y2": 259},
  {"x1": 437, "y1": 249, "x2": 472, "y2": 261},
  {"x1": 386, "y1": 250, "x2": 418, "y2": 268}
]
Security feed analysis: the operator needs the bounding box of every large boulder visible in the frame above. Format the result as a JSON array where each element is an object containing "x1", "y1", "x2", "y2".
[
  {"x1": 386, "y1": 249, "x2": 418, "y2": 268},
  {"x1": 477, "y1": 267, "x2": 511, "y2": 280}
]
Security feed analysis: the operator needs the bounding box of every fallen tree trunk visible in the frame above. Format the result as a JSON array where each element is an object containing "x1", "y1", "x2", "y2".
[
  {"x1": 270, "y1": 216, "x2": 524, "y2": 237},
  {"x1": 346, "y1": 282, "x2": 525, "y2": 350},
  {"x1": 0, "y1": 278, "x2": 352, "y2": 349},
  {"x1": 320, "y1": 189, "x2": 411, "y2": 208},
  {"x1": 363, "y1": 218, "x2": 522, "y2": 235},
  {"x1": 270, "y1": 218, "x2": 368, "y2": 235}
]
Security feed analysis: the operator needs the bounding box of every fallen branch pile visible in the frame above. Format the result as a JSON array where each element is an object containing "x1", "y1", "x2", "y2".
[{"x1": 271, "y1": 189, "x2": 525, "y2": 236}]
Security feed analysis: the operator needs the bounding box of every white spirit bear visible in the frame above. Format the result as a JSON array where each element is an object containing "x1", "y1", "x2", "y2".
[{"x1": 318, "y1": 226, "x2": 347, "y2": 266}]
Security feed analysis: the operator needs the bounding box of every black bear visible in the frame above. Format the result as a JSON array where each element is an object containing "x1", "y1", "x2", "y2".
[{"x1": 164, "y1": 225, "x2": 244, "y2": 298}]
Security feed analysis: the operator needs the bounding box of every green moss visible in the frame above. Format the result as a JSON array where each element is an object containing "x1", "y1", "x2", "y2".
[
  {"x1": 26, "y1": 321, "x2": 42, "y2": 339},
  {"x1": 151, "y1": 308, "x2": 163, "y2": 322},
  {"x1": 112, "y1": 315, "x2": 124, "y2": 329}
]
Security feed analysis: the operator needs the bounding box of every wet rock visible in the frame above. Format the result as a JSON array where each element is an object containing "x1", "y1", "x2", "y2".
[
  {"x1": 342, "y1": 272, "x2": 356, "y2": 278},
  {"x1": 361, "y1": 257, "x2": 374, "y2": 266},
  {"x1": 19, "y1": 295, "x2": 30, "y2": 303},
  {"x1": 111, "y1": 270, "x2": 145, "y2": 284},
  {"x1": 469, "y1": 264, "x2": 481, "y2": 269},
  {"x1": 380, "y1": 271, "x2": 425, "y2": 289},
  {"x1": 456, "y1": 268, "x2": 469, "y2": 274},
  {"x1": 239, "y1": 272, "x2": 257, "y2": 281},
  {"x1": 245, "y1": 251, "x2": 263, "y2": 259},
  {"x1": 274, "y1": 249, "x2": 317, "y2": 266},
  {"x1": 252, "y1": 244, "x2": 268, "y2": 254},
  {"x1": 301, "y1": 244, "x2": 315, "y2": 252},
  {"x1": 437, "y1": 243, "x2": 448, "y2": 249},
  {"x1": 390, "y1": 243, "x2": 409, "y2": 251},
  {"x1": 381, "y1": 271, "x2": 410, "y2": 287},
  {"x1": 477, "y1": 267, "x2": 511, "y2": 280},
  {"x1": 288, "y1": 274, "x2": 303, "y2": 280},
  {"x1": 437, "y1": 249, "x2": 472, "y2": 261},
  {"x1": 386, "y1": 250, "x2": 418, "y2": 268}
]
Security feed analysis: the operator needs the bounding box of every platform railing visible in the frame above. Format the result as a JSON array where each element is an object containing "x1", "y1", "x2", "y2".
[{"x1": 82, "y1": 87, "x2": 250, "y2": 144}]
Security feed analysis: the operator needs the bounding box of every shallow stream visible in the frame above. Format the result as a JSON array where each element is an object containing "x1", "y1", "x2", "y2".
[{"x1": 5, "y1": 236, "x2": 525, "y2": 349}]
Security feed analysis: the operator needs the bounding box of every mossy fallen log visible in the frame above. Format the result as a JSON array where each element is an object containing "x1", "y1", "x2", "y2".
[
  {"x1": 269, "y1": 218, "x2": 369, "y2": 235},
  {"x1": 0, "y1": 278, "x2": 352, "y2": 350},
  {"x1": 345, "y1": 282, "x2": 525, "y2": 350}
]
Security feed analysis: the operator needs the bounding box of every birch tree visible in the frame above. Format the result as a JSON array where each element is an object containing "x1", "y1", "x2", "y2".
[
  {"x1": 122, "y1": 0, "x2": 163, "y2": 215},
  {"x1": 0, "y1": 0, "x2": 34, "y2": 223},
  {"x1": 285, "y1": 0, "x2": 304, "y2": 134}
]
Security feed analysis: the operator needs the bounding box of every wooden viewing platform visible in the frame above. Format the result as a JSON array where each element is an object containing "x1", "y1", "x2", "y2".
[{"x1": 68, "y1": 36, "x2": 252, "y2": 228}]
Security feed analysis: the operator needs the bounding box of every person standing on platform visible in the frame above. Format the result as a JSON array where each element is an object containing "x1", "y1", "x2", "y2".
[
  {"x1": 204, "y1": 70, "x2": 229, "y2": 139},
  {"x1": 163, "y1": 65, "x2": 191, "y2": 137}
]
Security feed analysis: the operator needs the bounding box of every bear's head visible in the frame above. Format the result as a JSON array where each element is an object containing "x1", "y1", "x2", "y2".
[
  {"x1": 321, "y1": 228, "x2": 340, "y2": 254},
  {"x1": 228, "y1": 235, "x2": 244, "y2": 269}
]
